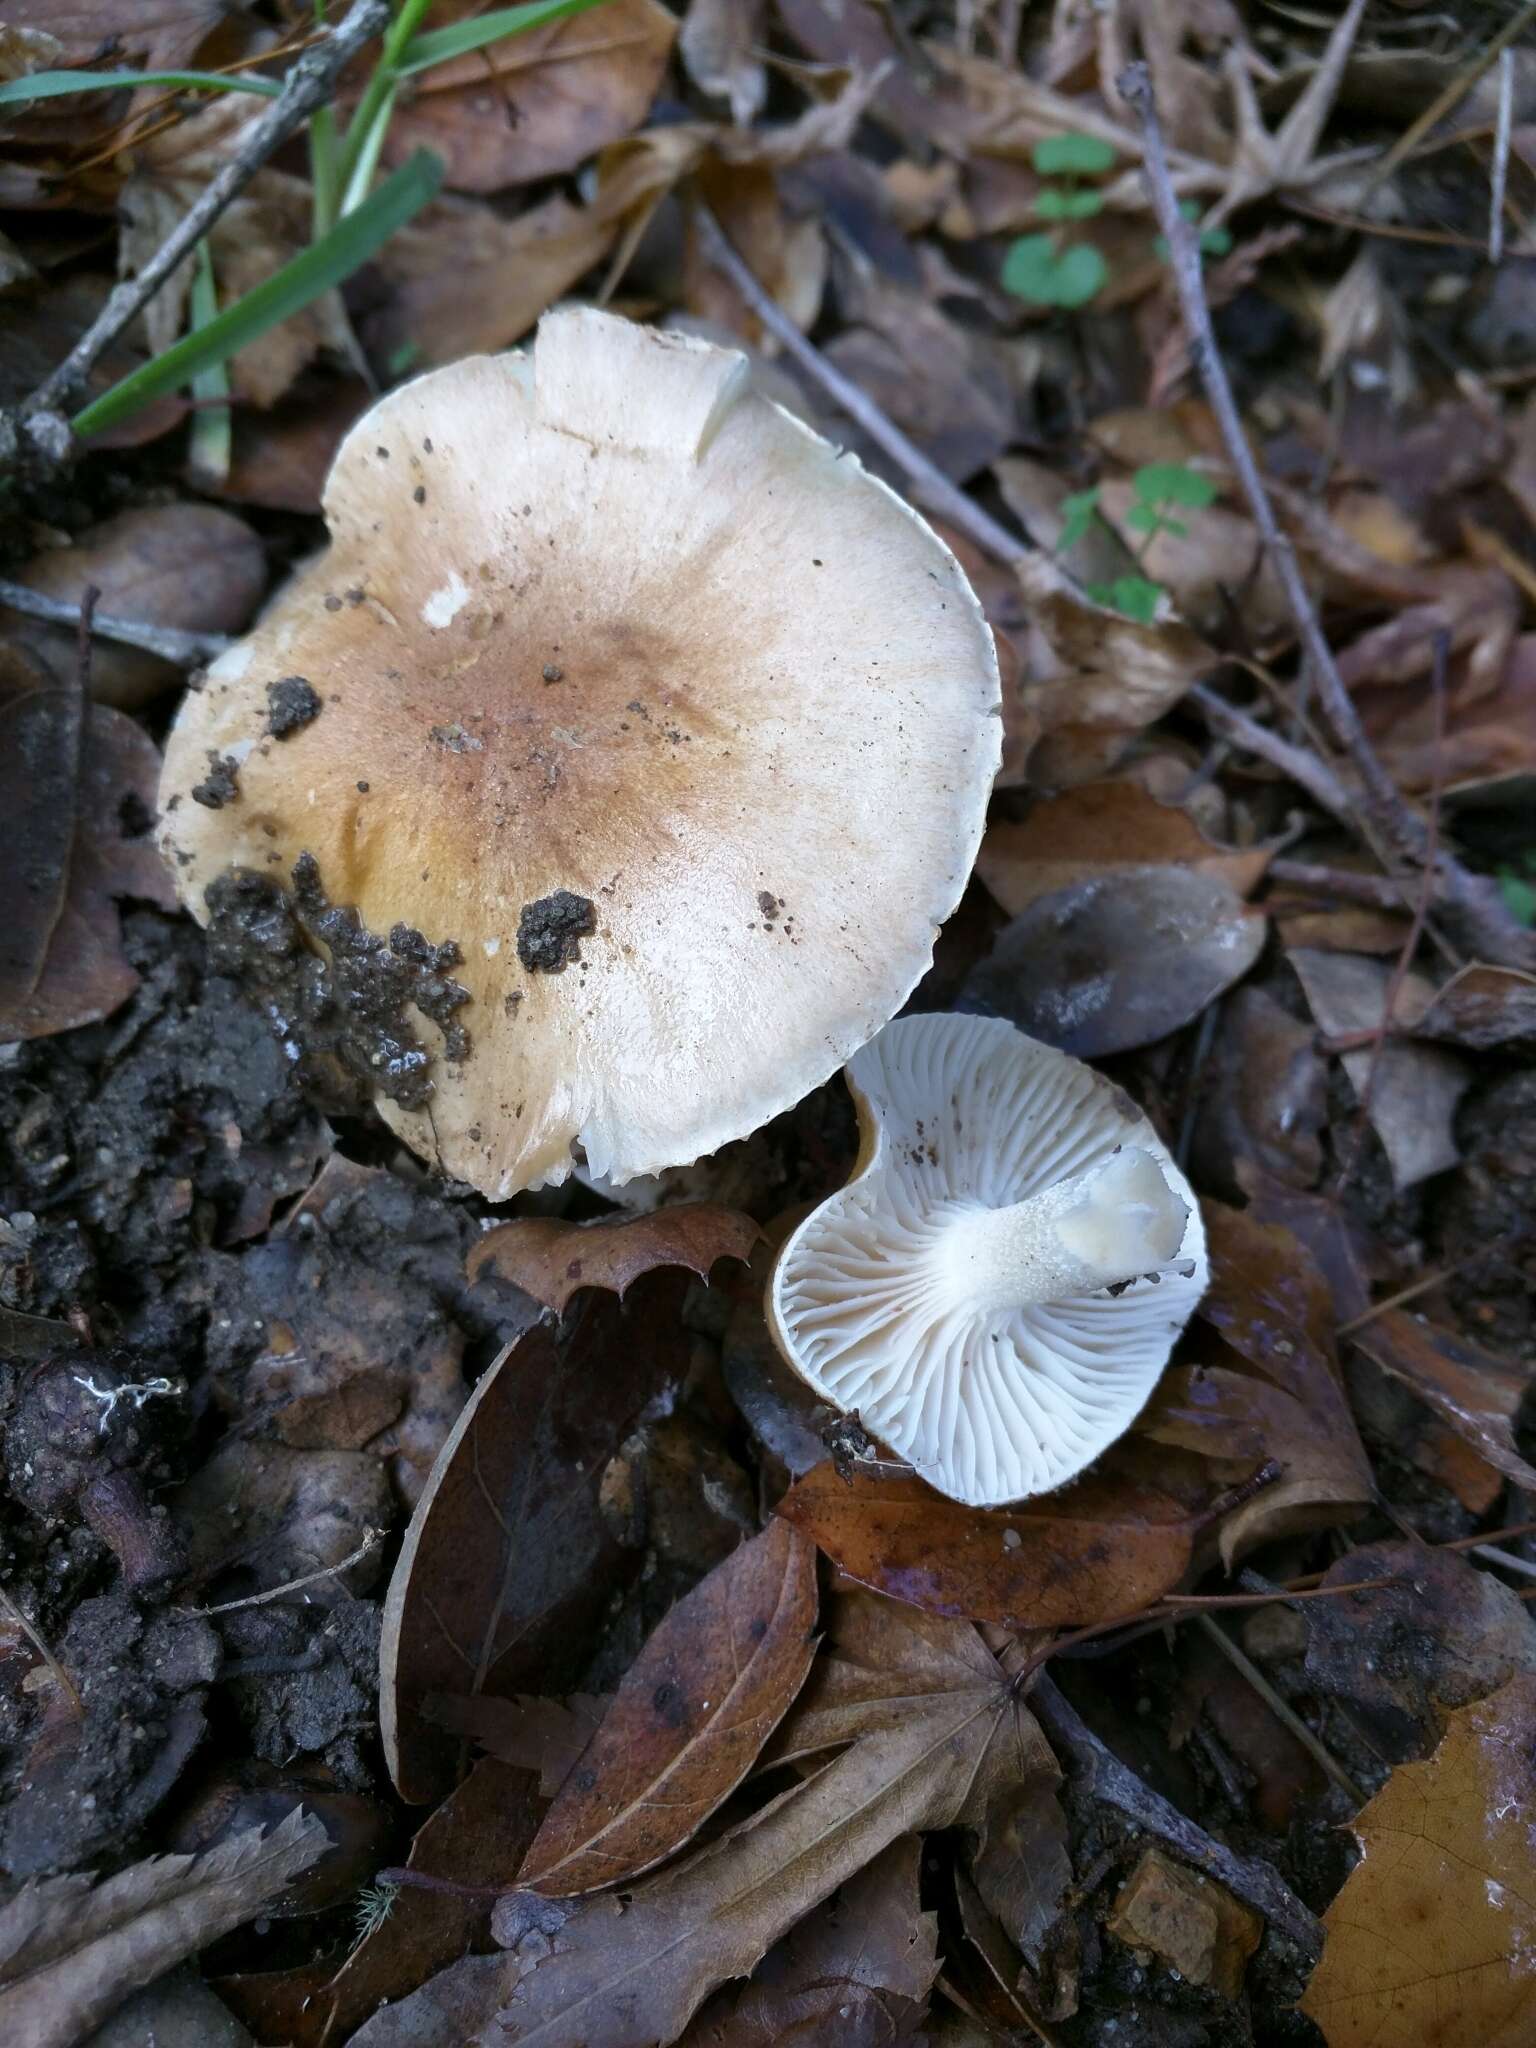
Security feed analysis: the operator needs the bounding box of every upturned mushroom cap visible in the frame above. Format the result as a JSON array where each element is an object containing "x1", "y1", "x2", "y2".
[
  {"x1": 768, "y1": 1013, "x2": 1208, "y2": 1507},
  {"x1": 157, "y1": 308, "x2": 1000, "y2": 1197}
]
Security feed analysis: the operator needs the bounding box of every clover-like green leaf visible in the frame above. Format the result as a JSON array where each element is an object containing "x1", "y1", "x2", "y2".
[
  {"x1": 1058, "y1": 488, "x2": 1102, "y2": 552},
  {"x1": 1049, "y1": 242, "x2": 1107, "y2": 307},
  {"x1": 1086, "y1": 575, "x2": 1165, "y2": 623},
  {"x1": 1133, "y1": 462, "x2": 1219, "y2": 510},
  {"x1": 1033, "y1": 132, "x2": 1117, "y2": 176}
]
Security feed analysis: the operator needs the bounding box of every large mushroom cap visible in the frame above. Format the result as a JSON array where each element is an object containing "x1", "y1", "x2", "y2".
[
  {"x1": 158, "y1": 309, "x2": 1000, "y2": 1197},
  {"x1": 768, "y1": 1013, "x2": 1208, "y2": 1507}
]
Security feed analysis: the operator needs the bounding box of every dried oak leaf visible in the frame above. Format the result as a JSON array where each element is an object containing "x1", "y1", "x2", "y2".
[
  {"x1": 1352, "y1": 1311, "x2": 1536, "y2": 1495},
  {"x1": 0, "y1": 665, "x2": 177, "y2": 1041},
  {"x1": 1301, "y1": 1674, "x2": 1536, "y2": 2047},
  {"x1": 469, "y1": 1204, "x2": 759, "y2": 1315},
  {"x1": 976, "y1": 781, "x2": 1272, "y2": 920},
  {"x1": 356, "y1": 1593, "x2": 1038, "y2": 2048},
  {"x1": 959, "y1": 866, "x2": 1266, "y2": 1058},
  {"x1": 378, "y1": 0, "x2": 676, "y2": 194},
  {"x1": 775, "y1": 1441, "x2": 1212, "y2": 1629},
  {"x1": 517, "y1": 1519, "x2": 817, "y2": 1895},
  {"x1": 0, "y1": 1808, "x2": 326, "y2": 2048},
  {"x1": 1140, "y1": 1204, "x2": 1371, "y2": 1566},
  {"x1": 380, "y1": 1272, "x2": 694, "y2": 1804}
]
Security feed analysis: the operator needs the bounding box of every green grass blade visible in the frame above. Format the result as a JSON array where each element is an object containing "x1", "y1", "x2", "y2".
[
  {"x1": 395, "y1": 0, "x2": 611, "y2": 76},
  {"x1": 0, "y1": 68, "x2": 281, "y2": 107},
  {"x1": 333, "y1": 0, "x2": 431, "y2": 198},
  {"x1": 187, "y1": 242, "x2": 232, "y2": 487},
  {"x1": 73, "y1": 149, "x2": 443, "y2": 440},
  {"x1": 338, "y1": 80, "x2": 398, "y2": 216}
]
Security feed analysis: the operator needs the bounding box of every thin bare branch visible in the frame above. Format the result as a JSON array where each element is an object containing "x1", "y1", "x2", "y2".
[
  {"x1": 192, "y1": 1526, "x2": 385, "y2": 1616},
  {"x1": 21, "y1": 0, "x2": 391, "y2": 426},
  {"x1": 1120, "y1": 60, "x2": 1531, "y2": 971},
  {"x1": 0, "y1": 578, "x2": 233, "y2": 668}
]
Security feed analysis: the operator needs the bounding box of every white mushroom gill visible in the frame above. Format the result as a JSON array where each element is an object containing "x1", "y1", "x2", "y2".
[{"x1": 768, "y1": 1013, "x2": 1209, "y2": 1508}]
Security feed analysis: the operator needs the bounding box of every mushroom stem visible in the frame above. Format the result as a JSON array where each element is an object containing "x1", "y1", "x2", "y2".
[{"x1": 941, "y1": 1147, "x2": 1190, "y2": 1311}]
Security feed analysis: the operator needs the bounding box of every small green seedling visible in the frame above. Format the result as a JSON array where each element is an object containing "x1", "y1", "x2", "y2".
[
  {"x1": 1154, "y1": 199, "x2": 1233, "y2": 263},
  {"x1": 1498, "y1": 854, "x2": 1536, "y2": 926},
  {"x1": 1002, "y1": 132, "x2": 1116, "y2": 309},
  {"x1": 1054, "y1": 462, "x2": 1217, "y2": 622}
]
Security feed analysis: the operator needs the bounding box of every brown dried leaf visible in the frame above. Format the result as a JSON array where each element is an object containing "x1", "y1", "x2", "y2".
[
  {"x1": 1017, "y1": 553, "x2": 1215, "y2": 787},
  {"x1": 1301, "y1": 1674, "x2": 1536, "y2": 2047},
  {"x1": 360, "y1": 1595, "x2": 1028, "y2": 2048},
  {"x1": 1143, "y1": 1204, "x2": 1371, "y2": 1565},
  {"x1": 0, "y1": 1808, "x2": 326, "y2": 2048},
  {"x1": 682, "y1": 1838, "x2": 938, "y2": 2044},
  {"x1": 775, "y1": 1446, "x2": 1209, "y2": 1630},
  {"x1": 6, "y1": 504, "x2": 267, "y2": 708},
  {"x1": 1187, "y1": 986, "x2": 1329, "y2": 1198},
  {"x1": 380, "y1": 1274, "x2": 693, "y2": 1803},
  {"x1": 1405, "y1": 965, "x2": 1536, "y2": 1050},
  {"x1": 1289, "y1": 948, "x2": 1469, "y2": 1190},
  {"x1": 380, "y1": 0, "x2": 676, "y2": 194},
  {"x1": 972, "y1": 1772, "x2": 1072, "y2": 1969},
  {"x1": 211, "y1": 376, "x2": 372, "y2": 517},
  {"x1": 976, "y1": 781, "x2": 1272, "y2": 920},
  {"x1": 679, "y1": 0, "x2": 766, "y2": 126},
  {"x1": 0, "y1": 667, "x2": 176, "y2": 1041},
  {"x1": 426, "y1": 1692, "x2": 610, "y2": 1796},
  {"x1": 469, "y1": 1204, "x2": 759, "y2": 1316},
  {"x1": 1352, "y1": 1311, "x2": 1536, "y2": 1495},
  {"x1": 518, "y1": 1520, "x2": 817, "y2": 1895},
  {"x1": 0, "y1": 0, "x2": 223, "y2": 68},
  {"x1": 960, "y1": 867, "x2": 1266, "y2": 1058},
  {"x1": 297, "y1": 1758, "x2": 540, "y2": 2048},
  {"x1": 174, "y1": 1441, "x2": 392, "y2": 1607}
]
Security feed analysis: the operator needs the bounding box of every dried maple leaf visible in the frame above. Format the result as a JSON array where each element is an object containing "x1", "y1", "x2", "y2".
[
  {"x1": 469, "y1": 1205, "x2": 759, "y2": 1315},
  {"x1": 1301, "y1": 1673, "x2": 1536, "y2": 2047},
  {"x1": 0, "y1": 1808, "x2": 326, "y2": 2048},
  {"x1": 354, "y1": 1593, "x2": 1040, "y2": 2048},
  {"x1": 517, "y1": 1519, "x2": 817, "y2": 1895}
]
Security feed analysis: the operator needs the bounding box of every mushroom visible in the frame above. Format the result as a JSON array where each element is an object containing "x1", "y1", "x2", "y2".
[
  {"x1": 158, "y1": 308, "x2": 1000, "y2": 1198},
  {"x1": 767, "y1": 1013, "x2": 1207, "y2": 1507}
]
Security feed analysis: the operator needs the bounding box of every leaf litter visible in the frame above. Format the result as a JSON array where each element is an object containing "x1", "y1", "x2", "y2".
[{"x1": 5, "y1": 0, "x2": 1536, "y2": 2041}]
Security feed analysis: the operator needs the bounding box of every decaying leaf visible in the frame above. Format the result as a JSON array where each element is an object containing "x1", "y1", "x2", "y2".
[
  {"x1": 357, "y1": 1593, "x2": 1037, "y2": 2048},
  {"x1": 426, "y1": 1692, "x2": 610, "y2": 1797},
  {"x1": 380, "y1": 1274, "x2": 694, "y2": 1804},
  {"x1": 0, "y1": 1808, "x2": 326, "y2": 2048},
  {"x1": 683, "y1": 1837, "x2": 938, "y2": 2043},
  {"x1": 1187, "y1": 985, "x2": 1329, "y2": 1198},
  {"x1": 518, "y1": 1519, "x2": 817, "y2": 1895},
  {"x1": 976, "y1": 781, "x2": 1272, "y2": 920},
  {"x1": 960, "y1": 867, "x2": 1266, "y2": 1058},
  {"x1": 1289, "y1": 948, "x2": 1470, "y2": 1190},
  {"x1": 468, "y1": 1204, "x2": 759, "y2": 1315},
  {"x1": 1303, "y1": 1541, "x2": 1536, "y2": 1767},
  {"x1": 1351, "y1": 1310, "x2": 1536, "y2": 1495},
  {"x1": 1301, "y1": 1674, "x2": 1536, "y2": 2047},
  {"x1": 6, "y1": 504, "x2": 267, "y2": 709},
  {"x1": 0, "y1": 659, "x2": 177, "y2": 1042},
  {"x1": 776, "y1": 1447, "x2": 1210, "y2": 1629},
  {"x1": 173, "y1": 1440, "x2": 391, "y2": 1607},
  {"x1": 678, "y1": 0, "x2": 767, "y2": 128},
  {"x1": 1405, "y1": 965, "x2": 1536, "y2": 1051},
  {"x1": 1142, "y1": 1204, "x2": 1372, "y2": 1564},
  {"x1": 379, "y1": 0, "x2": 677, "y2": 193}
]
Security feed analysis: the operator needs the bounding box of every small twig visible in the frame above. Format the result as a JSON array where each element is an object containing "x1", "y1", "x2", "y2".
[
  {"x1": 1333, "y1": 630, "x2": 1449, "y2": 1195},
  {"x1": 1121, "y1": 62, "x2": 1530, "y2": 971},
  {"x1": 1031, "y1": 1674, "x2": 1324, "y2": 1956},
  {"x1": 1268, "y1": 859, "x2": 1417, "y2": 913},
  {"x1": 1192, "y1": 1611, "x2": 1365, "y2": 1806},
  {"x1": 1490, "y1": 48, "x2": 1515, "y2": 266},
  {"x1": 1359, "y1": 0, "x2": 1536, "y2": 203},
  {"x1": 1474, "y1": 1544, "x2": 1536, "y2": 1582},
  {"x1": 190, "y1": 1525, "x2": 384, "y2": 1615},
  {"x1": 1335, "y1": 1264, "x2": 1461, "y2": 1337},
  {"x1": 21, "y1": 0, "x2": 390, "y2": 426},
  {"x1": 0, "y1": 579, "x2": 233, "y2": 667},
  {"x1": 1187, "y1": 682, "x2": 1352, "y2": 819},
  {"x1": 694, "y1": 202, "x2": 1029, "y2": 564}
]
